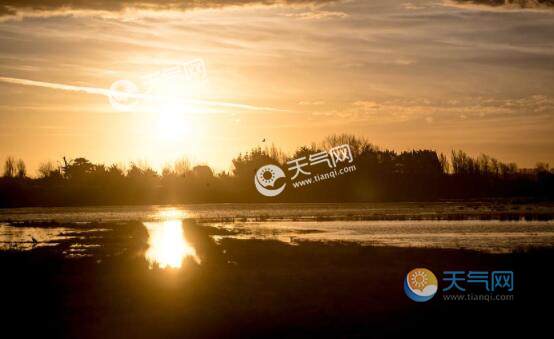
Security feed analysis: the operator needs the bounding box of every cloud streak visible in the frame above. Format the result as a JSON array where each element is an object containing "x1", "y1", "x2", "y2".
[
  {"x1": 0, "y1": 76, "x2": 289, "y2": 113},
  {"x1": 450, "y1": 0, "x2": 554, "y2": 10},
  {"x1": 0, "y1": 0, "x2": 340, "y2": 17}
]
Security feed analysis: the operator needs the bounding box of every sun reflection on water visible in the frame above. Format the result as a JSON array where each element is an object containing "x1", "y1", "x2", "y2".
[{"x1": 143, "y1": 211, "x2": 200, "y2": 269}]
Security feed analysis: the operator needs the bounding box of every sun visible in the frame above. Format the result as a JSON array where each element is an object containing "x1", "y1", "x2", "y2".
[
  {"x1": 129, "y1": 67, "x2": 211, "y2": 169},
  {"x1": 157, "y1": 99, "x2": 193, "y2": 141},
  {"x1": 147, "y1": 77, "x2": 196, "y2": 141}
]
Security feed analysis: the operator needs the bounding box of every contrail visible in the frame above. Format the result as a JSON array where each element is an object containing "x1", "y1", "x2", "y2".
[
  {"x1": 0, "y1": 76, "x2": 113, "y2": 96},
  {"x1": 0, "y1": 76, "x2": 290, "y2": 113}
]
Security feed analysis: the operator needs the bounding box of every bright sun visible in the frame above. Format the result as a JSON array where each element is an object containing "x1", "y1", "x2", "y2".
[
  {"x1": 128, "y1": 66, "x2": 213, "y2": 170},
  {"x1": 157, "y1": 98, "x2": 193, "y2": 141},
  {"x1": 144, "y1": 75, "x2": 202, "y2": 142}
]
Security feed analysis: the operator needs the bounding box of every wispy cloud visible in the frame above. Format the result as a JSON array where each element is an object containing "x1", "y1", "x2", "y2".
[
  {"x1": 299, "y1": 100, "x2": 325, "y2": 105},
  {"x1": 0, "y1": 76, "x2": 112, "y2": 96},
  {"x1": 313, "y1": 95, "x2": 554, "y2": 124},
  {"x1": 447, "y1": 0, "x2": 554, "y2": 11},
  {"x1": 285, "y1": 10, "x2": 348, "y2": 20},
  {"x1": 0, "y1": 76, "x2": 289, "y2": 112},
  {"x1": 0, "y1": 0, "x2": 341, "y2": 18}
]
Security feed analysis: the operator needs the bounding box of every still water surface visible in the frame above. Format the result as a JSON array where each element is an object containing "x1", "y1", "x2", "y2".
[
  {"x1": 1, "y1": 203, "x2": 553, "y2": 255},
  {"x1": 2, "y1": 202, "x2": 552, "y2": 223}
]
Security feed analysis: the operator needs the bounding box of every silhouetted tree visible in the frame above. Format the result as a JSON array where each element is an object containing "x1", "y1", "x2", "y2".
[
  {"x1": 322, "y1": 134, "x2": 375, "y2": 157},
  {"x1": 16, "y1": 159, "x2": 26, "y2": 178},
  {"x1": 63, "y1": 157, "x2": 95, "y2": 179},
  {"x1": 38, "y1": 161, "x2": 62, "y2": 179},
  {"x1": 0, "y1": 135, "x2": 552, "y2": 207},
  {"x1": 192, "y1": 165, "x2": 214, "y2": 179},
  {"x1": 3, "y1": 156, "x2": 16, "y2": 178},
  {"x1": 232, "y1": 147, "x2": 281, "y2": 179},
  {"x1": 536, "y1": 162, "x2": 550, "y2": 173},
  {"x1": 439, "y1": 153, "x2": 450, "y2": 174},
  {"x1": 108, "y1": 164, "x2": 125, "y2": 178}
]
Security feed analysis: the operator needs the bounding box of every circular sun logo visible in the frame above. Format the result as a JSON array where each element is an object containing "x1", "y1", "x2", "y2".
[
  {"x1": 404, "y1": 268, "x2": 438, "y2": 302},
  {"x1": 410, "y1": 270, "x2": 428, "y2": 289},
  {"x1": 254, "y1": 164, "x2": 286, "y2": 197},
  {"x1": 259, "y1": 167, "x2": 277, "y2": 186}
]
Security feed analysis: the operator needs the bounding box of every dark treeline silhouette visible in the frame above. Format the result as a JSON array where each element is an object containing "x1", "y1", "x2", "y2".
[{"x1": 1, "y1": 134, "x2": 553, "y2": 207}]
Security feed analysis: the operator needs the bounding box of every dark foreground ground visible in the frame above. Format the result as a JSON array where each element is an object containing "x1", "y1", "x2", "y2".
[{"x1": 1, "y1": 221, "x2": 552, "y2": 338}]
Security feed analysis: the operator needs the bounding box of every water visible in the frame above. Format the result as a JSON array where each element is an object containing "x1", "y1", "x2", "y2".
[
  {"x1": 0, "y1": 223, "x2": 107, "y2": 252},
  {"x1": 211, "y1": 219, "x2": 554, "y2": 252},
  {"x1": 2, "y1": 202, "x2": 552, "y2": 223},
  {"x1": 0, "y1": 224, "x2": 73, "y2": 250},
  {"x1": 144, "y1": 219, "x2": 200, "y2": 268},
  {"x1": 1, "y1": 203, "x2": 553, "y2": 253}
]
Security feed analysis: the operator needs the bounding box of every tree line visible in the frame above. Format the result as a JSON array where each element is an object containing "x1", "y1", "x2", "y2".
[{"x1": 1, "y1": 134, "x2": 552, "y2": 207}]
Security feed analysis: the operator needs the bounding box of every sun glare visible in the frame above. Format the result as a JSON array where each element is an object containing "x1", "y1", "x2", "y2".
[
  {"x1": 157, "y1": 104, "x2": 192, "y2": 140},
  {"x1": 143, "y1": 214, "x2": 200, "y2": 269},
  {"x1": 154, "y1": 85, "x2": 194, "y2": 141},
  {"x1": 156, "y1": 209, "x2": 188, "y2": 220}
]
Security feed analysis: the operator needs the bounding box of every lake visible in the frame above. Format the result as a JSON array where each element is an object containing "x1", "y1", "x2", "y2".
[{"x1": 1, "y1": 202, "x2": 553, "y2": 253}]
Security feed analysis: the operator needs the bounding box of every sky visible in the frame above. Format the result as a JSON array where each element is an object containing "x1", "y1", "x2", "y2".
[{"x1": 0, "y1": 0, "x2": 553, "y2": 174}]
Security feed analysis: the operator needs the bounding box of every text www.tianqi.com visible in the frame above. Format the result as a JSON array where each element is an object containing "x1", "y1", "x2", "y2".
[{"x1": 291, "y1": 164, "x2": 357, "y2": 189}]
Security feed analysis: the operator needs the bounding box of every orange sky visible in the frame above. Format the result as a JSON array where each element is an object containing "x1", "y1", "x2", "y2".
[{"x1": 0, "y1": 0, "x2": 553, "y2": 174}]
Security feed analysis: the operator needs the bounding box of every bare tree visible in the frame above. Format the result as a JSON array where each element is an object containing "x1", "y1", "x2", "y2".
[
  {"x1": 439, "y1": 153, "x2": 450, "y2": 174},
  {"x1": 321, "y1": 134, "x2": 375, "y2": 157},
  {"x1": 536, "y1": 162, "x2": 550, "y2": 172},
  {"x1": 3, "y1": 156, "x2": 16, "y2": 178},
  {"x1": 266, "y1": 144, "x2": 288, "y2": 165},
  {"x1": 16, "y1": 159, "x2": 26, "y2": 178},
  {"x1": 38, "y1": 161, "x2": 57, "y2": 178},
  {"x1": 174, "y1": 158, "x2": 192, "y2": 176}
]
